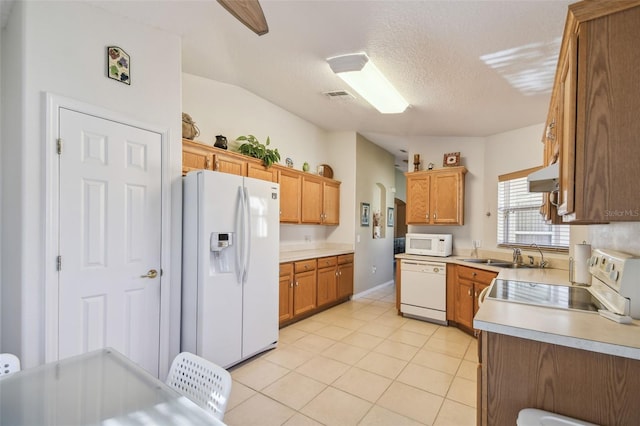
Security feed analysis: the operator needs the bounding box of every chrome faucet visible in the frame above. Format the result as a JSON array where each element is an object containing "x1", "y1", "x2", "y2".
[
  {"x1": 530, "y1": 243, "x2": 548, "y2": 268},
  {"x1": 512, "y1": 248, "x2": 522, "y2": 265}
]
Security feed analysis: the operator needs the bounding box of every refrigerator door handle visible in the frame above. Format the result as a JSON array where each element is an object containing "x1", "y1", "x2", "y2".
[
  {"x1": 235, "y1": 185, "x2": 244, "y2": 284},
  {"x1": 242, "y1": 186, "x2": 252, "y2": 284}
]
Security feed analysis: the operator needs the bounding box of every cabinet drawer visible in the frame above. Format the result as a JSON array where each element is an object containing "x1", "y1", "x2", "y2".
[
  {"x1": 317, "y1": 256, "x2": 337, "y2": 269},
  {"x1": 279, "y1": 262, "x2": 293, "y2": 276},
  {"x1": 295, "y1": 259, "x2": 317, "y2": 273},
  {"x1": 457, "y1": 265, "x2": 497, "y2": 285},
  {"x1": 338, "y1": 253, "x2": 354, "y2": 264}
]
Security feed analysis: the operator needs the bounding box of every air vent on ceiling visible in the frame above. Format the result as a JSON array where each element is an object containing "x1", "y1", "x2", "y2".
[{"x1": 323, "y1": 90, "x2": 355, "y2": 100}]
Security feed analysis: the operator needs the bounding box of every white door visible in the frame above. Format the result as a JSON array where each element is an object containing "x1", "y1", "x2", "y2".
[{"x1": 57, "y1": 108, "x2": 162, "y2": 375}]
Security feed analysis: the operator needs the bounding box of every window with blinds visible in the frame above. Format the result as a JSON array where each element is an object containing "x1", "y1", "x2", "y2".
[{"x1": 497, "y1": 168, "x2": 569, "y2": 250}]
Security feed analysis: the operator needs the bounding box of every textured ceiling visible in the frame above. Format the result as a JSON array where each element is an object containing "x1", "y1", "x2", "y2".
[{"x1": 90, "y1": 0, "x2": 571, "y2": 166}]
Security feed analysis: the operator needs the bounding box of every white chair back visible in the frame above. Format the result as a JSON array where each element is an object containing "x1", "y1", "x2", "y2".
[
  {"x1": 166, "y1": 352, "x2": 232, "y2": 420},
  {"x1": 0, "y1": 353, "x2": 21, "y2": 378}
]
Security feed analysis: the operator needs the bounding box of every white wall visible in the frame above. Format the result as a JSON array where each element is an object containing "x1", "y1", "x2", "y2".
[
  {"x1": 326, "y1": 131, "x2": 357, "y2": 246},
  {"x1": 354, "y1": 134, "x2": 395, "y2": 294},
  {"x1": 0, "y1": 1, "x2": 182, "y2": 371}
]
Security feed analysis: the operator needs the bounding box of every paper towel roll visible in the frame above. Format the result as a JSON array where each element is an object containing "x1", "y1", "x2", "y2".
[{"x1": 573, "y1": 243, "x2": 591, "y2": 285}]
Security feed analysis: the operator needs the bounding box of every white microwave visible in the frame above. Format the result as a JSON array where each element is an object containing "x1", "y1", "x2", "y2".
[{"x1": 405, "y1": 233, "x2": 452, "y2": 257}]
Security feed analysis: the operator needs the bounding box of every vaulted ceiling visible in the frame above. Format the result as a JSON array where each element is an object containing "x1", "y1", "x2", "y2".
[{"x1": 90, "y1": 1, "x2": 571, "y2": 165}]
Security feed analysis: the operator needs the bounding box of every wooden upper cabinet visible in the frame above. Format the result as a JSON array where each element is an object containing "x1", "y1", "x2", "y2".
[
  {"x1": 544, "y1": 2, "x2": 640, "y2": 223},
  {"x1": 406, "y1": 173, "x2": 430, "y2": 223},
  {"x1": 182, "y1": 139, "x2": 341, "y2": 225},
  {"x1": 182, "y1": 139, "x2": 214, "y2": 175},
  {"x1": 322, "y1": 180, "x2": 340, "y2": 225},
  {"x1": 301, "y1": 175, "x2": 323, "y2": 224},
  {"x1": 212, "y1": 151, "x2": 246, "y2": 176},
  {"x1": 406, "y1": 167, "x2": 466, "y2": 225},
  {"x1": 278, "y1": 167, "x2": 302, "y2": 223},
  {"x1": 247, "y1": 162, "x2": 278, "y2": 182},
  {"x1": 431, "y1": 171, "x2": 464, "y2": 224},
  {"x1": 300, "y1": 175, "x2": 340, "y2": 225}
]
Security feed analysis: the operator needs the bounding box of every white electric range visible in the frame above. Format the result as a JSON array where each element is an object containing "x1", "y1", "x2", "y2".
[{"x1": 488, "y1": 248, "x2": 640, "y2": 322}]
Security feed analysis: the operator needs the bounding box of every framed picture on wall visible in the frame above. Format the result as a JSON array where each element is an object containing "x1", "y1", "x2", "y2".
[
  {"x1": 360, "y1": 203, "x2": 370, "y2": 226},
  {"x1": 387, "y1": 207, "x2": 394, "y2": 227}
]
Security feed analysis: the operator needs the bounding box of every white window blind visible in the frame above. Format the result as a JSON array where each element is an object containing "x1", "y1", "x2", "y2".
[{"x1": 497, "y1": 173, "x2": 569, "y2": 249}]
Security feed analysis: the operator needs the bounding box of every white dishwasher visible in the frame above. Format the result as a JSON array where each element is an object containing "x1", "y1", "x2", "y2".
[{"x1": 400, "y1": 259, "x2": 447, "y2": 324}]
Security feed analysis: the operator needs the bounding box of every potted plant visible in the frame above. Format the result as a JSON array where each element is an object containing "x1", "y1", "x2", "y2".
[{"x1": 235, "y1": 135, "x2": 281, "y2": 167}]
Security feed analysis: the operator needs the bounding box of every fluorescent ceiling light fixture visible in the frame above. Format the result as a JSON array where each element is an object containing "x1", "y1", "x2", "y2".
[{"x1": 327, "y1": 53, "x2": 409, "y2": 114}]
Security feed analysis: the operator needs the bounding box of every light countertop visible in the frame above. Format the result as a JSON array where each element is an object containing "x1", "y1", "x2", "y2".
[
  {"x1": 474, "y1": 268, "x2": 640, "y2": 361},
  {"x1": 395, "y1": 252, "x2": 640, "y2": 360},
  {"x1": 280, "y1": 248, "x2": 354, "y2": 263}
]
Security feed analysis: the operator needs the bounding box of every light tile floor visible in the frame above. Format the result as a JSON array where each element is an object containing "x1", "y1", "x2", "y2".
[{"x1": 225, "y1": 284, "x2": 477, "y2": 426}]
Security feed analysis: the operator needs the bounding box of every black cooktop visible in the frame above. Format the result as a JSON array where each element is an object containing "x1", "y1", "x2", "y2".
[{"x1": 487, "y1": 279, "x2": 605, "y2": 312}]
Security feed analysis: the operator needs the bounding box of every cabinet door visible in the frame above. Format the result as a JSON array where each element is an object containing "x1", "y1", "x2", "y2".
[
  {"x1": 431, "y1": 171, "x2": 464, "y2": 225},
  {"x1": 557, "y1": 33, "x2": 578, "y2": 216},
  {"x1": 213, "y1": 152, "x2": 246, "y2": 176},
  {"x1": 278, "y1": 168, "x2": 302, "y2": 223},
  {"x1": 294, "y1": 270, "x2": 317, "y2": 316},
  {"x1": 301, "y1": 175, "x2": 323, "y2": 224},
  {"x1": 322, "y1": 181, "x2": 340, "y2": 225},
  {"x1": 247, "y1": 162, "x2": 278, "y2": 182},
  {"x1": 406, "y1": 174, "x2": 430, "y2": 224},
  {"x1": 182, "y1": 139, "x2": 213, "y2": 175},
  {"x1": 336, "y1": 262, "x2": 354, "y2": 300},
  {"x1": 455, "y1": 278, "x2": 474, "y2": 330},
  {"x1": 279, "y1": 264, "x2": 294, "y2": 323},
  {"x1": 317, "y1": 266, "x2": 337, "y2": 307},
  {"x1": 473, "y1": 283, "x2": 490, "y2": 317}
]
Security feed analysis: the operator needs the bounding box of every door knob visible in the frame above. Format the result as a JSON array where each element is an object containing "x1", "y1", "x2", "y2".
[{"x1": 141, "y1": 269, "x2": 158, "y2": 279}]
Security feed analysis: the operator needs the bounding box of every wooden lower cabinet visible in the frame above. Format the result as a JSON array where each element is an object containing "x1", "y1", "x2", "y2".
[
  {"x1": 453, "y1": 265, "x2": 496, "y2": 335},
  {"x1": 293, "y1": 260, "x2": 317, "y2": 317},
  {"x1": 336, "y1": 254, "x2": 354, "y2": 299},
  {"x1": 317, "y1": 256, "x2": 338, "y2": 307},
  {"x1": 279, "y1": 263, "x2": 294, "y2": 323},
  {"x1": 479, "y1": 332, "x2": 640, "y2": 426},
  {"x1": 280, "y1": 253, "x2": 354, "y2": 327}
]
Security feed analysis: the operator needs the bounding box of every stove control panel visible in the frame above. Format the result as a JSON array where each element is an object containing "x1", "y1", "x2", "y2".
[{"x1": 589, "y1": 248, "x2": 640, "y2": 319}]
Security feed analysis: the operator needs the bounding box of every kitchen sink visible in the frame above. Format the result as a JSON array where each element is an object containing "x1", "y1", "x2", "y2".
[
  {"x1": 461, "y1": 258, "x2": 510, "y2": 265},
  {"x1": 461, "y1": 259, "x2": 540, "y2": 269}
]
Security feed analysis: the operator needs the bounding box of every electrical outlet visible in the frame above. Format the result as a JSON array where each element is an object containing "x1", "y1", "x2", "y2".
[
  {"x1": 473, "y1": 240, "x2": 482, "y2": 248},
  {"x1": 371, "y1": 266, "x2": 377, "y2": 274},
  {"x1": 356, "y1": 235, "x2": 361, "y2": 243}
]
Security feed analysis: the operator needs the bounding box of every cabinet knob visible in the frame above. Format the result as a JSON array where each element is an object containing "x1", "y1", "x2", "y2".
[
  {"x1": 472, "y1": 272, "x2": 477, "y2": 277},
  {"x1": 468, "y1": 288, "x2": 472, "y2": 297},
  {"x1": 205, "y1": 157, "x2": 211, "y2": 169},
  {"x1": 290, "y1": 282, "x2": 293, "y2": 288},
  {"x1": 426, "y1": 212, "x2": 429, "y2": 219},
  {"x1": 295, "y1": 281, "x2": 299, "y2": 287},
  {"x1": 433, "y1": 212, "x2": 437, "y2": 220}
]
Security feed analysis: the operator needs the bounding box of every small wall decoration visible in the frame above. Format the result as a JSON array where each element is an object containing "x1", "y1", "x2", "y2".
[
  {"x1": 387, "y1": 207, "x2": 394, "y2": 227},
  {"x1": 107, "y1": 46, "x2": 130, "y2": 85},
  {"x1": 443, "y1": 152, "x2": 461, "y2": 167},
  {"x1": 360, "y1": 202, "x2": 370, "y2": 226}
]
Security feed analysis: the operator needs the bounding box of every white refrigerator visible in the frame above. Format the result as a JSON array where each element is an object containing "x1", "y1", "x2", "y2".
[{"x1": 182, "y1": 170, "x2": 280, "y2": 368}]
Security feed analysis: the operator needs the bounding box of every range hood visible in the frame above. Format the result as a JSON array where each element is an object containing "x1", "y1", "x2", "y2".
[{"x1": 527, "y1": 162, "x2": 559, "y2": 192}]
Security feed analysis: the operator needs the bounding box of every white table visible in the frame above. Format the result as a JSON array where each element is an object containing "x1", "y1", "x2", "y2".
[{"x1": 0, "y1": 348, "x2": 225, "y2": 425}]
